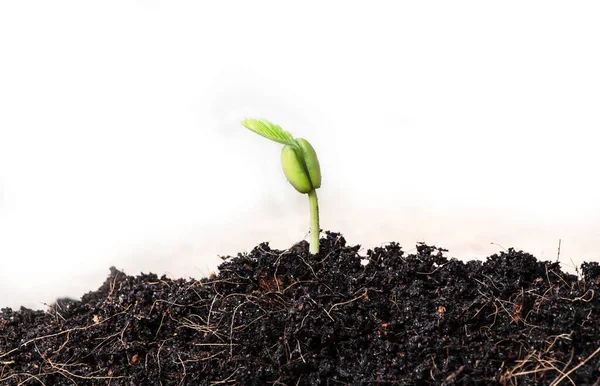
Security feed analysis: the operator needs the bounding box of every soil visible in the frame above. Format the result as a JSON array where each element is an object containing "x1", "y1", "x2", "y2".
[{"x1": 1, "y1": 231, "x2": 600, "y2": 385}]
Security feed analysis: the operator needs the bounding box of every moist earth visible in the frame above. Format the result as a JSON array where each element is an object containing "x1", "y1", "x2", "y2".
[{"x1": 1, "y1": 231, "x2": 599, "y2": 385}]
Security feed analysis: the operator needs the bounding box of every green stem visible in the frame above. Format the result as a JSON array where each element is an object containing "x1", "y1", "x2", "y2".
[{"x1": 308, "y1": 189, "x2": 320, "y2": 254}]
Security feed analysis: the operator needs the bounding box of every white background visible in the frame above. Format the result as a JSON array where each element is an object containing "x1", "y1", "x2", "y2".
[{"x1": 1, "y1": 1, "x2": 599, "y2": 310}]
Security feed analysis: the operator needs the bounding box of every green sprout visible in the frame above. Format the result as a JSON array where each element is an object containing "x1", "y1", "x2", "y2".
[{"x1": 241, "y1": 118, "x2": 322, "y2": 254}]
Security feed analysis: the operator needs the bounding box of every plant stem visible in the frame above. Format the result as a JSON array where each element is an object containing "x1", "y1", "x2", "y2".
[{"x1": 308, "y1": 189, "x2": 320, "y2": 254}]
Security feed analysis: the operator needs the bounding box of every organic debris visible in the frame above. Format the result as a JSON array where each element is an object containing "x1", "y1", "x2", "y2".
[{"x1": 1, "y1": 232, "x2": 599, "y2": 385}]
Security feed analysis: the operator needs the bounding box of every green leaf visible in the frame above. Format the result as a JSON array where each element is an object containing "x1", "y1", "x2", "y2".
[{"x1": 241, "y1": 118, "x2": 296, "y2": 146}]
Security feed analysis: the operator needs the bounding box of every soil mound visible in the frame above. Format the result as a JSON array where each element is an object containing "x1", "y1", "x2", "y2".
[{"x1": 1, "y1": 232, "x2": 599, "y2": 385}]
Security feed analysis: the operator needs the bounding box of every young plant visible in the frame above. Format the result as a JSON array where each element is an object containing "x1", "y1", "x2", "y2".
[{"x1": 241, "y1": 118, "x2": 322, "y2": 254}]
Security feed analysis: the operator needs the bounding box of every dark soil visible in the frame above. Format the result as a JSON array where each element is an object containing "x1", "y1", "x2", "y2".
[{"x1": 1, "y1": 231, "x2": 600, "y2": 385}]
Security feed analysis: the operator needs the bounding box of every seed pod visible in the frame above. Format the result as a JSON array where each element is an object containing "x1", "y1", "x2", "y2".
[
  {"x1": 281, "y1": 138, "x2": 321, "y2": 194},
  {"x1": 296, "y1": 138, "x2": 321, "y2": 189}
]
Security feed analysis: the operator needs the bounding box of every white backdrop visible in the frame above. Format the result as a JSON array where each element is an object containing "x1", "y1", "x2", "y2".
[{"x1": 1, "y1": 1, "x2": 599, "y2": 310}]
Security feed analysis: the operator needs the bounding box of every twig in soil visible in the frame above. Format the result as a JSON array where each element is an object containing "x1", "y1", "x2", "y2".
[
  {"x1": 176, "y1": 352, "x2": 187, "y2": 386},
  {"x1": 120, "y1": 319, "x2": 130, "y2": 346},
  {"x1": 300, "y1": 255, "x2": 318, "y2": 279},
  {"x1": 557, "y1": 289, "x2": 594, "y2": 303},
  {"x1": 273, "y1": 249, "x2": 294, "y2": 292},
  {"x1": 502, "y1": 353, "x2": 567, "y2": 385},
  {"x1": 156, "y1": 339, "x2": 170, "y2": 386},
  {"x1": 197, "y1": 349, "x2": 227, "y2": 362},
  {"x1": 276, "y1": 279, "x2": 317, "y2": 294},
  {"x1": 500, "y1": 334, "x2": 577, "y2": 386},
  {"x1": 230, "y1": 302, "x2": 246, "y2": 355},
  {"x1": 326, "y1": 290, "x2": 368, "y2": 320},
  {"x1": 55, "y1": 331, "x2": 72, "y2": 354},
  {"x1": 0, "y1": 372, "x2": 48, "y2": 386},
  {"x1": 178, "y1": 314, "x2": 224, "y2": 340},
  {"x1": 28, "y1": 340, "x2": 127, "y2": 385},
  {"x1": 295, "y1": 340, "x2": 306, "y2": 363},
  {"x1": 207, "y1": 294, "x2": 220, "y2": 328},
  {"x1": 490, "y1": 242, "x2": 507, "y2": 251},
  {"x1": 90, "y1": 334, "x2": 119, "y2": 360},
  {"x1": 0, "y1": 306, "x2": 131, "y2": 360},
  {"x1": 550, "y1": 345, "x2": 600, "y2": 386},
  {"x1": 549, "y1": 268, "x2": 571, "y2": 288},
  {"x1": 417, "y1": 260, "x2": 452, "y2": 275},
  {"x1": 556, "y1": 239, "x2": 562, "y2": 263},
  {"x1": 45, "y1": 300, "x2": 67, "y2": 324},
  {"x1": 154, "y1": 311, "x2": 167, "y2": 340}
]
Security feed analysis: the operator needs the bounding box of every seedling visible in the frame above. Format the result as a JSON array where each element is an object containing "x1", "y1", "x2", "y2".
[{"x1": 241, "y1": 118, "x2": 322, "y2": 254}]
